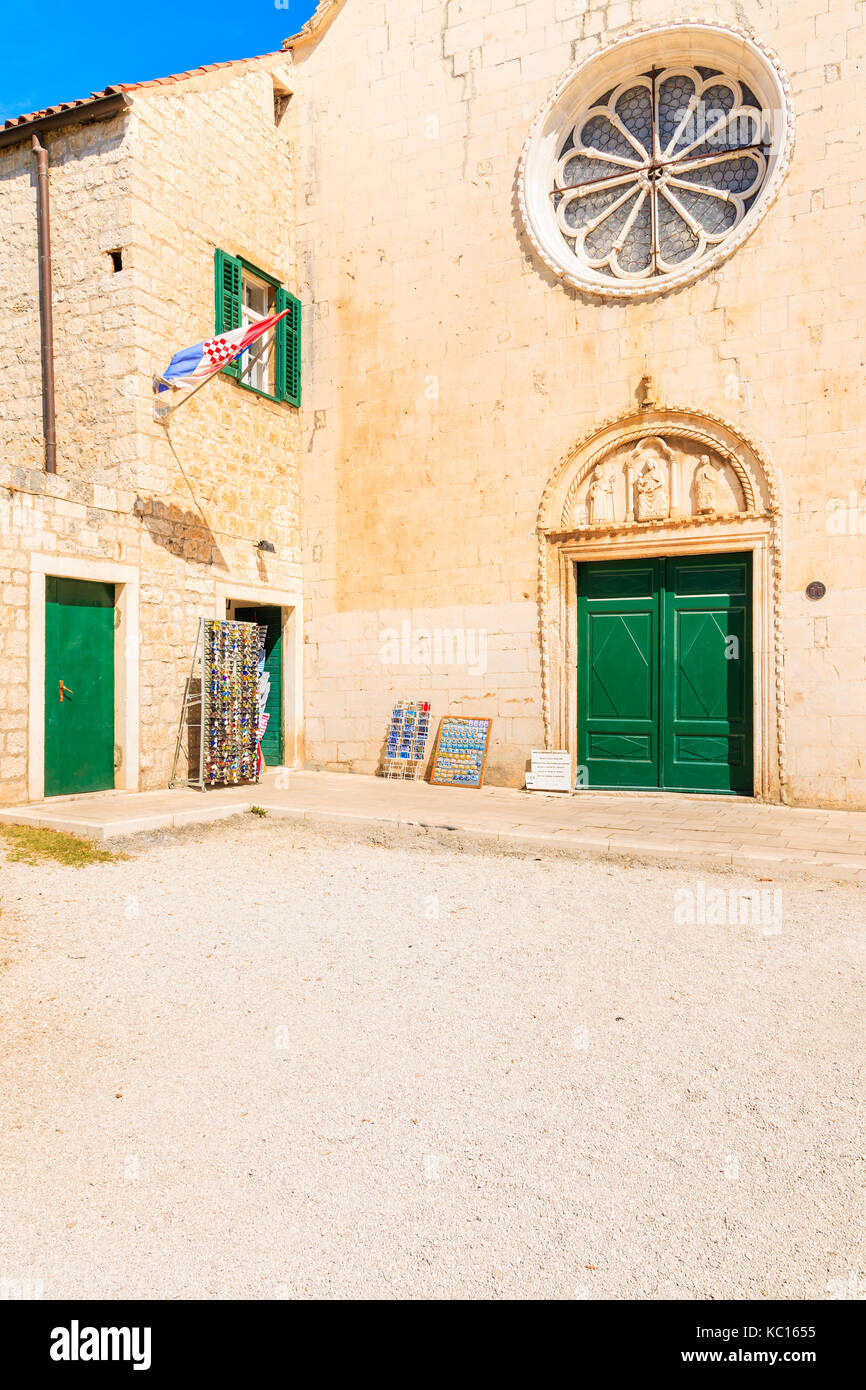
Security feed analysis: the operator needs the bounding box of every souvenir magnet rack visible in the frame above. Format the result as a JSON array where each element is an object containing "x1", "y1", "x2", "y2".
[
  {"x1": 429, "y1": 716, "x2": 493, "y2": 789},
  {"x1": 169, "y1": 618, "x2": 264, "y2": 790}
]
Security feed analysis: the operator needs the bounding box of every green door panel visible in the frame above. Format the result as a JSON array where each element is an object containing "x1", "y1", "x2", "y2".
[
  {"x1": 675, "y1": 735, "x2": 746, "y2": 765},
  {"x1": 581, "y1": 562, "x2": 659, "y2": 601},
  {"x1": 588, "y1": 613, "x2": 654, "y2": 719},
  {"x1": 673, "y1": 610, "x2": 746, "y2": 722},
  {"x1": 662, "y1": 553, "x2": 753, "y2": 793},
  {"x1": 577, "y1": 553, "x2": 753, "y2": 795},
  {"x1": 669, "y1": 558, "x2": 750, "y2": 596},
  {"x1": 588, "y1": 732, "x2": 653, "y2": 761},
  {"x1": 234, "y1": 606, "x2": 283, "y2": 766},
  {"x1": 44, "y1": 578, "x2": 115, "y2": 797},
  {"x1": 577, "y1": 558, "x2": 661, "y2": 788}
]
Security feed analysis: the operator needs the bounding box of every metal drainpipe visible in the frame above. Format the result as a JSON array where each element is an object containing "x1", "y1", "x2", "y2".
[{"x1": 31, "y1": 134, "x2": 57, "y2": 473}]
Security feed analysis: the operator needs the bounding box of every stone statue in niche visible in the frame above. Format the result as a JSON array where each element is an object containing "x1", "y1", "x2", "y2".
[
  {"x1": 586, "y1": 463, "x2": 616, "y2": 525},
  {"x1": 693, "y1": 454, "x2": 720, "y2": 514},
  {"x1": 635, "y1": 456, "x2": 669, "y2": 520}
]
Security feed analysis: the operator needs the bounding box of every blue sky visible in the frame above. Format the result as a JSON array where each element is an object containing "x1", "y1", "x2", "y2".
[{"x1": 0, "y1": 1, "x2": 319, "y2": 123}]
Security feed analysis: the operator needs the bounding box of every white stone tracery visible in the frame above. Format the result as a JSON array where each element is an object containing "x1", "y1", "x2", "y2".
[
  {"x1": 553, "y1": 67, "x2": 767, "y2": 284},
  {"x1": 519, "y1": 23, "x2": 795, "y2": 299}
]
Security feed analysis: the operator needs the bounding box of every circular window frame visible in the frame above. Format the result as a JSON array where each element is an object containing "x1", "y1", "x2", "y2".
[{"x1": 518, "y1": 23, "x2": 795, "y2": 299}]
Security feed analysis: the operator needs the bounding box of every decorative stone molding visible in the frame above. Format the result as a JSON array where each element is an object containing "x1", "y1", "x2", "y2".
[
  {"x1": 559, "y1": 426, "x2": 756, "y2": 529},
  {"x1": 518, "y1": 21, "x2": 796, "y2": 299},
  {"x1": 282, "y1": 0, "x2": 347, "y2": 50},
  {"x1": 536, "y1": 404, "x2": 788, "y2": 801}
]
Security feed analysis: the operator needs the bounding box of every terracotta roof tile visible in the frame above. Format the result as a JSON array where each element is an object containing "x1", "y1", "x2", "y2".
[{"x1": 3, "y1": 53, "x2": 280, "y2": 131}]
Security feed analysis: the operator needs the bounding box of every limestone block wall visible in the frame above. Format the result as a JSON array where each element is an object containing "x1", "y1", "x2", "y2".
[
  {"x1": 0, "y1": 55, "x2": 303, "y2": 803},
  {"x1": 292, "y1": 0, "x2": 866, "y2": 805}
]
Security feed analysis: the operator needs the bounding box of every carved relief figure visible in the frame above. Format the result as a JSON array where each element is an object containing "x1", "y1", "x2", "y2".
[
  {"x1": 586, "y1": 463, "x2": 616, "y2": 525},
  {"x1": 694, "y1": 454, "x2": 720, "y2": 514},
  {"x1": 635, "y1": 456, "x2": 669, "y2": 521}
]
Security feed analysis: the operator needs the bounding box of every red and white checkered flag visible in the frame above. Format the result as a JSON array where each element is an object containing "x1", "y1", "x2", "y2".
[{"x1": 156, "y1": 307, "x2": 291, "y2": 392}]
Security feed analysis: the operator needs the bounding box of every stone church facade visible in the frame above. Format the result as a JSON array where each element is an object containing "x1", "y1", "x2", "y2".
[{"x1": 0, "y1": 0, "x2": 864, "y2": 807}]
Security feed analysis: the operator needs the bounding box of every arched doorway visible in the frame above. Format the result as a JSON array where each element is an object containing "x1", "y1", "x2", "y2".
[{"x1": 536, "y1": 404, "x2": 787, "y2": 801}]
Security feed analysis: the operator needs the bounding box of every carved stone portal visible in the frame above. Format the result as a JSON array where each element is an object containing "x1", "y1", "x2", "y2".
[{"x1": 567, "y1": 433, "x2": 748, "y2": 530}]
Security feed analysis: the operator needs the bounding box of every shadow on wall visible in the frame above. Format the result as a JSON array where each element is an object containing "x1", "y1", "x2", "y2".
[{"x1": 132, "y1": 496, "x2": 227, "y2": 568}]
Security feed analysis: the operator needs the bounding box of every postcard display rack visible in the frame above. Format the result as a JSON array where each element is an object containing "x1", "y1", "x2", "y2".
[
  {"x1": 381, "y1": 700, "x2": 432, "y2": 780},
  {"x1": 170, "y1": 618, "x2": 267, "y2": 790}
]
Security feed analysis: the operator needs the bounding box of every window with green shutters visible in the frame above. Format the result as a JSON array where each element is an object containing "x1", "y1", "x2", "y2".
[
  {"x1": 214, "y1": 249, "x2": 301, "y2": 405},
  {"x1": 214, "y1": 249, "x2": 242, "y2": 380},
  {"x1": 275, "y1": 286, "x2": 302, "y2": 407}
]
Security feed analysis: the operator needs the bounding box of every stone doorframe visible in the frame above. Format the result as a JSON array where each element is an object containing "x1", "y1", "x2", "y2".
[
  {"x1": 214, "y1": 580, "x2": 304, "y2": 770},
  {"x1": 536, "y1": 405, "x2": 788, "y2": 802},
  {"x1": 28, "y1": 552, "x2": 141, "y2": 802}
]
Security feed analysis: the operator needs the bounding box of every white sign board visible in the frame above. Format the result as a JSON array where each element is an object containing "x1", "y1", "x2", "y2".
[{"x1": 526, "y1": 749, "x2": 572, "y2": 792}]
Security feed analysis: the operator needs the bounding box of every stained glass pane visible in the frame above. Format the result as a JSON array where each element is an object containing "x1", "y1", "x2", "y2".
[
  {"x1": 616, "y1": 197, "x2": 653, "y2": 272},
  {"x1": 657, "y1": 196, "x2": 700, "y2": 263},
  {"x1": 678, "y1": 154, "x2": 762, "y2": 194},
  {"x1": 580, "y1": 113, "x2": 638, "y2": 160},
  {"x1": 563, "y1": 183, "x2": 630, "y2": 231},
  {"x1": 551, "y1": 62, "x2": 770, "y2": 284},
  {"x1": 584, "y1": 187, "x2": 641, "y2": 258},
  {"x1": 669, "y1": 186, "x2": 738, "y2": 237},
  {"x1": 615, "y1": 84, "x2": 654, "y2": 154},
  {"x1": 658, "y1": 74, "x2": 695, "y2": 152}
]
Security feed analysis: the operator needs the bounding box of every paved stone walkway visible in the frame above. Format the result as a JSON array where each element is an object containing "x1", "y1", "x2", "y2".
[{"x1": 2, "y1": 771, "x2": 866, "y2": 882}]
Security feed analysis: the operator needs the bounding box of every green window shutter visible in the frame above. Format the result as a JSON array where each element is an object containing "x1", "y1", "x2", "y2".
[
  {"x1": 276, "y1": 287, "x2": 301, "y2": 406},
  {"x1": 214, "y1": 249, "x2": 242, "y2": 379}
]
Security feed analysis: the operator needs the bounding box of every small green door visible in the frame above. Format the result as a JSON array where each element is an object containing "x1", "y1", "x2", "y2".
[
  {"x1": 44, "y1": 578, "x2": 116, "y2": 797},
  {"x1": 234, "y1": 605, "x2": 283, "y2": 766},
  {"x1": 577, "y1": 554, "x2": 753, "y2": 795}
]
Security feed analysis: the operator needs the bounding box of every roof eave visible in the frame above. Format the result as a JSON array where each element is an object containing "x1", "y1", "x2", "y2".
[{"x1": 0, "y1": 91, "x2": 133, "y2": 151}]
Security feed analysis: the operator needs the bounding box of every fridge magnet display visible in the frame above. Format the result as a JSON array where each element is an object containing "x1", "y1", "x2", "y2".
[
  {"x1": 429, "y1": 716, "x2": 492, "y2": 789},
  {"x1": 170, "y1": 618, "x2": 262, "y2": 790}
]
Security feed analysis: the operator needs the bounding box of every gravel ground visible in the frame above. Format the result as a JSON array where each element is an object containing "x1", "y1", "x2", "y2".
[{"x1": 0, "y1": 814, "x2": 863, "y2": 1301}]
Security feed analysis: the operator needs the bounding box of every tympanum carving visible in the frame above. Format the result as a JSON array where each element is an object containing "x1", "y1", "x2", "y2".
[{"x1": 566, "y1": 434, "x2": 749, "y2": 531}]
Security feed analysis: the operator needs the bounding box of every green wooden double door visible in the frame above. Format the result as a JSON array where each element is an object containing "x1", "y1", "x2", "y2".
[{"x1": 577, "y1": 553, "x2": 753, "y2": 794}]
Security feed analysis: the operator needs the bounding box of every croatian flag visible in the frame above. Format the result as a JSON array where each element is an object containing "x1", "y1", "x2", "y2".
[{"x1": 155, "y1": 308, "x2": 290, "y2": 393}]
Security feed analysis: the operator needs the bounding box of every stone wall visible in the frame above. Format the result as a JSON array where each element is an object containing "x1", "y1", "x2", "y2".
[
  {"x1": 0, "y1": 55, "x2": 303, "y2": 803},
  {"x1": 291, "y1": 0, "x2": 866, "y2": 806}
]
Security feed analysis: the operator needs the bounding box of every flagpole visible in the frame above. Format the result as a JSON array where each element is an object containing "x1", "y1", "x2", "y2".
[{"x1": 153, "y1": 365, "x2": 223, "y2": 423}]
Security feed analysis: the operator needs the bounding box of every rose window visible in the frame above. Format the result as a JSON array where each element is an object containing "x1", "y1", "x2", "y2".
[
  {"x1": 554, "y1": 68, "x2": 767, "y2": 282},
  {"x1": 519, "y1": 26, "x2": 794, "y2": 298}
]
